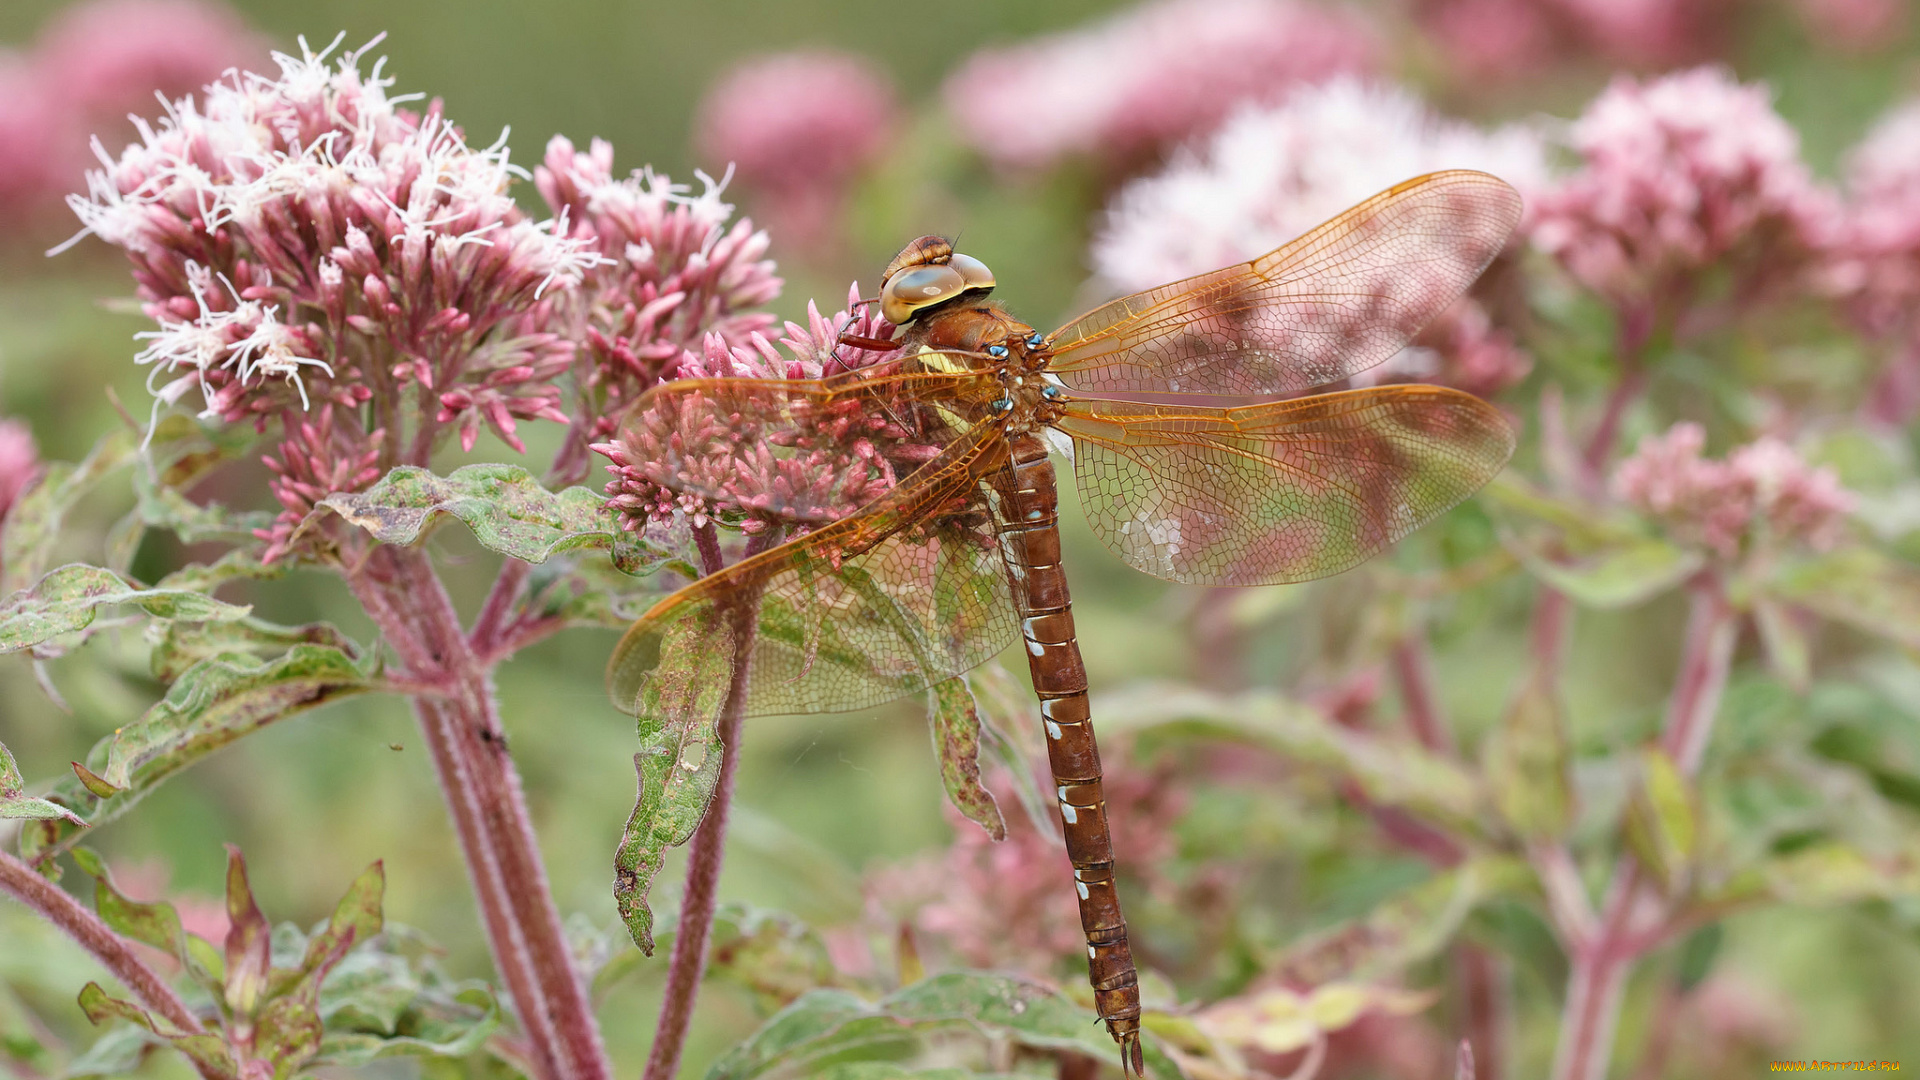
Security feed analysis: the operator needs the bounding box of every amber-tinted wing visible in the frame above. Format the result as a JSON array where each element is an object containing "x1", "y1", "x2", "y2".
[
  {"x1": 607, "y1": 421, "x2": 1016, "y2": 719},
  {"x1": 1055, "y1": 386, "x2": 1514, "y2": 586},
  {"x1": 619, "y1": 366, "x2": 991, "y2": 526},
  {"x1": 1047, "y1": 171, "x2": 1522, "y2": 396}
]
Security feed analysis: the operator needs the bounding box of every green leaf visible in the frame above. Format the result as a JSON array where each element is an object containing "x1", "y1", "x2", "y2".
[
  {"x1": 967, "y1": 663, "x2": 1061, "y2": 846},
  {"x1": 1480, "y1": 673, "x2": 1574, "y2": 840},
  {"x1": 1104, "y1": 685, "x2": 1488, "y2": 838},
  {"x1": 132, "y1": 459, "x2": 272, "y2": 544},
  {"x1": 0, "y1": 739, "x2": 86, "y2": 825},
  {"x1": 316, "y1": 951, "x2": 499, "y2": 1067},
  {"x1": 154, "y1": 548, "x2": 290, "y2": 595},
  {"x1": 1674, "y1": 923, "x2": 1722, "y2": 992},
  {"x1": 927, "y1": 678, "x2": 1005, "y2": 841},
  {"x1": 1751, "y1": 597, "x2": 1811, "y2": 693},
  {"x1": 309, "y1": 463, "x2": 670, "y2": 574},
  {"x1": 67, "y1": 846, "x2": 211, "y2": 985},
  {"x1": 0, "y1": 429, "x2": 139, "y2": 593},
  {"x1": 149, "y1": 616, "x2": 359, "y2": 683},
  {"x1": 75, "y1": 983, "x2": 238, "y2": 1079},
  {"x1": 0, "y1": 564, "x2": 251, "y2": 654},
  {"x1": 1756, "y1": 843, "x2": 1920, "y2": 906},
  {"x1": 1484, "y1": 477, "x2": 1701, "y2": 608},
  {"x1": 1277, "y1": 858, "x2": 1529, "y2": 985},
  {"x1": 17, "y1": 642, "x2": 378, "y2": 864},
  {"x1": 284, "y1": 862, "x2": 385, "y2": 995},
  {"x1": 613, "y1": 602, "x2": 741, "y2": 954},
  {"x1": 1623, "y1": 747, "x2": 1698, "y2": 896},
  {"x1": 1769, "y1": 547, "x2": 1920, "y2": 649},
  {"x1": 698, "y1": 902, "x2": 849, "y2": 1013},
  {"x1": 223, "y1": 848, "x2": 270, "y2": 1019},
  {"x1": 705, "y1": 972, "x2": 1176, "y2": 1080}
]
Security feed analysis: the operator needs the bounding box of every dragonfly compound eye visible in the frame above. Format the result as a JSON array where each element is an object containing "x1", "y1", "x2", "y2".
[{"x1": 879, "y1": 251, "x2": 997, "y2": 325}]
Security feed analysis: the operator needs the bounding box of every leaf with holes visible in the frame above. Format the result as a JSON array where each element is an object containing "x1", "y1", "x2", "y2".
[
  {"x1": 310, "y1": 464, "x2": 671, "y2": 574},
  {"x1": 927, "y1": 677, "x2": 1005, "y2": 841}
]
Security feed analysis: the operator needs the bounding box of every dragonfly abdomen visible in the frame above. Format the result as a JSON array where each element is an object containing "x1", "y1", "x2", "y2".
[{"x1": 991, "y1": 432, "x2": 1144, "y2": 1075}]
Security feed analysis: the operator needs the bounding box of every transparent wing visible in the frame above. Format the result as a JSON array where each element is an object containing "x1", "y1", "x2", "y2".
[
  {"x1": 618, "y1": 365, "x2": 990, "y2": 526},
  {"x1": 1047, "y1": 171, "x2": 1523, "y2": 396},
  {"x1": 1055, "y1": 386, "x2": 1515, "y2": 586},
  {"x1": 608, "y1": 421, "x2": 1015, "y2": 718}
]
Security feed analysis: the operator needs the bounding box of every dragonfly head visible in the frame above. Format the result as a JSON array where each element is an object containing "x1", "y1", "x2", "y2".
[{"x1": 879, "y1": 236, "x2": 997, "y2": 325}]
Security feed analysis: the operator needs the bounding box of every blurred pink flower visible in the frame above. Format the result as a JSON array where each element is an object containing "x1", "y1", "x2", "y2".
[
  {"x1": 64, "y1": 36, "x2": 611, "y2": 561},
  {"x1": 0, "y1": 52, "x2": 61, "y2": 226},
  {"x1": 1830, "y1": 98, "x2": 1920, "y2": 422},
  {"x1": 693, "y1": 51, "x2": 897, "y2": 251},
  {"x1": 866, "y1": 754, "x2": 1185, "y2": 977},
  {"x1": 1529, "y1": 68, "x2": 1840, "y2": 317},
  {"x1": 1092, "y1": 79, "x2": 1541, "y2": 395},
  {"x1": 0, "y1": 0, "x2": 259, "y2": 233},
  {"x1": 36, "y1": 0, "x2": 264, "y2": 125},
  {"x1": 1790, "y1": 0, "x2": 1906, "y2": 50},
  {"x1": 1612, "y1": 422, "x2": 1854, "y2": 559},
  {"x1": 1414, "y1": 0, "x2": 1731, "y2": 82},
  {"x1": 0, "y1": 420, "x2": 41, "y2": 526},
  {"x1": 1094, "y1": 80, "x2": 1545, "y2": 291},
  {"x1": 945, "y1": 0, "x2": 1379, "y2": 174}
]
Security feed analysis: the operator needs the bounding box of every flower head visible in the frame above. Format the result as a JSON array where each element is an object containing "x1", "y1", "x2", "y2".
[
  {"x1": 1529, "y1": 68, "x2": 1839, "y2": 313},
  {"x1": 1831, "y1": 98, "x2": 1920, "y2": 422},
  {"x1": 944, "y1": 0, "x2": 1378, "y2": 174},
  {"x1": 1612, "y1": 423, "x2": 1854, "y2": 559},
  {"x1": 694, "y1": 51, "x2": 897, "y2": 250},
  {"x1": 64, "y1": 37, "x2": 615, "y2": 560}
]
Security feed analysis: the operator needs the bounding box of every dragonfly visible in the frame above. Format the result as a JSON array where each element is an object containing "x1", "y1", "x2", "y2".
[{"x1": 607, "y1": 170, "x2": 1522, "y2": 1075}]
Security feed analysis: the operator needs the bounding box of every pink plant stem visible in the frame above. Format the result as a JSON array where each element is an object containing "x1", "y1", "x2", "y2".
[
  {"x1": 0, "y1": 850, "x2": 220, "y2": 1078},
  {"x1": 1660, "y1": 575, "x2": 1737, "y2": 773},
  {"x1": 1391, "y1": 631, "x2": 1456, "y2": 756},
  {"x1": 1550, "y1": 574, "x2": 1737, "y2": 1080},
  {"x1": 347, "y1": 545, "x2": 611, "y2": 1080},
  {"x1": 643, "y1": 524, "x2": 769, "y2": 1080},
  {"x1": 1390, "y1": 631, "x2": 1507, "y2": 1078}
]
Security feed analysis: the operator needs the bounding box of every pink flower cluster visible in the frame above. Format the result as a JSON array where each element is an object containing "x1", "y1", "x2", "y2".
[
  {"x1": 693, "y1": 52, "x2": 898, "y2": 251},
  {"x1": 1529, "y1": 68, "x2": 1839, "y2": 315},
  {"x1": 944, "y1": 0, "x2": 1378, "y2": 174},
  {"x1": 0, "y1": 0, "x2": 261, "y2": 235},
  {"x1": 64, "y1": 36, "x2": 607, "y2": 560},
  {"x1": 536, "y1": 135, "x2": 781, "y2": 456},
  {"x1": 1612, "y1": 423, "x2": 1854, "y2": 559},
  {"x1": 592, "y1": 284, "x2": 937, "y2": 533}
]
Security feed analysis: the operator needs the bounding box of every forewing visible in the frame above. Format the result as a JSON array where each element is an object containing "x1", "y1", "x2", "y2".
[
  {"x1": 1047, "y1": 171, "x2": 1523, "y2": 396},
  {"x1": 608, "y1": 423, "x2": 1016, "y2": 718},
  {"x1": 618, "y1": 367, "x2": 985, "y2": 526},
  {"x1": 1056, "y1": 387, "x2": 1515, "y2": 586}
]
